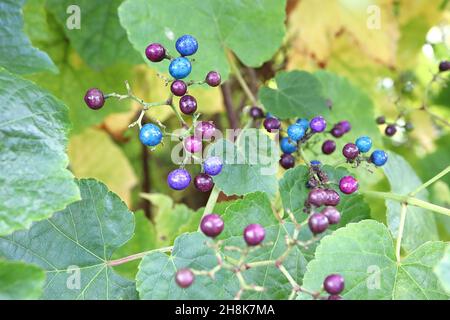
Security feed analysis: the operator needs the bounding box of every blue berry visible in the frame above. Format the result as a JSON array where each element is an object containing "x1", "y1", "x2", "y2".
[
  {"x1": 167, "y1": 168, "x2": 191, "y2": 190},
  {"x1": 280, "y1": 137, "x2": 297, "y2": 154},
  {"x1": 310, "y1": 116, "x2": 327, "y2": 132},
  {"x1": 370, "y1": 150, "x2": 388, "y2": 166},
  {"x1": 355, "y1": 136, "x2": 372, "y2": 153},
  {"x1": 175, "y1": 35, "x2": 198, "y2": 56},
  {"x1": 310, "y1": 160, "x2": 321, "y2": 166},
  {"x1": 169, "y1": 57, "x2": 192, "y2": 79},
  {"x1": 203, "y1": 156, "x2": 223, "y2": 176},
  {"x1": 139, "y1": 123, "x2": 163, "y2": 147},
  {"x1": 296, "y1": 118, "x2": 309, "y2": 131},
  {"x1": 287, "y1": 123, "x2": 305, "y2": 141}
]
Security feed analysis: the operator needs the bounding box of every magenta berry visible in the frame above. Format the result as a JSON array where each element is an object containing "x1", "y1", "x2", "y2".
[
  {"x1": 308, "y1": 213, "x2": 329, "y2": 234},
  {"x1": 337, "y1": 120, "x2": 351, "y2": 133},
  {"x1": 200, "y1": 214, "x2": 224, "y2": 237},
  {"x1": 167, "y1": 168, "x2": 191, "y2": 190},
  {"x1": 145, "y1": 43, "x2": 166, "y2": 62},
  {"x1": 243, "y1": 224, "x2": 265, "y2": 246},
  {"x1": 385, "y1": 125, "x2": 397, "y2": 137},
  {"x1": 322, "y1": 140, "x2": 336, "y2": 155},
  {"x1": 84, "y1": 88, "x2": 105, "y2": 110},
  {"x1": 195, "y1": 121, "x2": 216, "y2": 140},
  {"x1": 280, "y1": 153, "x2": 295, "y2": 169},
  {"x1": 194, "y1": 173, "x2": 214, "y2": 192},
  {"x1": 184, "y1": 136, "x2": 202, "y2": 153},
  {"x1": 309, "y1": 116, "x2": 327, "y2": 132},
  {"x1": 339, "y1": 176, "x2": 358, "y2": 194},
  {"x1": 307, "y1": 188, "x2": 327, "y2": 207},
  {"x1": 323, "y1": 274, "x2": 345, "y2": 295},
  {"x1": 330, "y1": 126, "x2": 344, "y2": 138},
  {"x1": 249, "y1": 106, "x2": 264, "y2": 119},
  {"x1": 205, "y1": 71, "x2": 221, "y2": 87},
  {"x1": 175, "y1": 269, "x2": 194, "y2": 288},
  {"x1": 179, "y1": 95, "x2": 197, "y2": 114},
  {"x1": 324, "y1": 189, "x2": 340, "y2": 206},
  {"x1": 321, "y1": 206, "x2": 341, "y2": 225},
  {"x1": 342, "y1": 143, "x2": 359, "y2": 160},
  {"x1": 171, "y1": 80, "x2": 187, "y2": 96},
  {"x1": 263, "y1": 117, "x2": 281, "y2": 132}
]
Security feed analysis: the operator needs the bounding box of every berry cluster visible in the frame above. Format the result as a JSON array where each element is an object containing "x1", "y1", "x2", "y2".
[{"x1": 375, "y1": 115, "x2": 413, "y2": 138}]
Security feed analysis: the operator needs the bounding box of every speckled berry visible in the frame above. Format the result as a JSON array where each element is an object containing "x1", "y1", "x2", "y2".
[
  {"x1": 280, "y1": 153, "x2": 295, "y2": 169},
  {"x1": 280, "y1": 137, "x2": 297, "y2": 154},
  {"x1": 203, "y1": 156, "x2": 223, "y2": 176},
  {"x1": 322, "y1": 140, "x2": 336, "y2": 155},
  {"x1": 175, "y1": 35, "x2": 198, "y2": 56},
  {"x1": 308, "y1": 189, "x2": 327, "y2": 207},
  {"x1": 296, "y1": 118, "x2": 310, "y2": 131},
  {"x1": 205, "y1": 71, "x2": 221, "y2": 87},
  {"x1": 263, "y1": 117, "x2": 281, "y2": 132},
  {"x1": 370, "y1": 150, "x2": 388, "y2": 167},
  {"x1": 171, "y1": 80, "x2": 187, "y2": 96},
  {"x1": 169, "y1": 57, "x2": 192, "y2": 79},
  {"x1": 145, "y1": 43, "x2": 166, "y2": 62},
  {"x1": 342, "y1": 143, "x2": 359, "y2": 160},
  {"x1": 324, "y1": 274, "x2": 345, "y2": 295},
  {"x1": 310, "y1": 116, "x2": 327, "y2": 132},
  {"x1": 308, "y1": 213, "x2": 329, "y2": 234},
  {"x1": 84, "y1": 88, "x2": 105, "y2": 110},
  {"x1": 167, "y1": 168, "x2": 191, "y2": 190},
  {"x1": 243, "y1": 224, "x2": 265, "y2": 246},
  {"x1": 139, "y1": 123, "x2": 163, "y2": 147},
  {"x1": 194, "y1": 173, "x2": 214, "y2": 192},
  {"x1": 200, "y1": 214, "x2": 224, "y2": 237},
  {"x1": 287, "y1": 123, "x2": 305, "y2": 141},
  {"x1": 195, "y1": 121, "x2": 216, "y2": 140},
  {"x1": 324, "y1": 189, "x2": 340, "y2": 206},
  {"x1": 175, "y1": 269, "x2": 194, "y2": 288},
  {"x1": 179, "y1": 95, "x2": 197, "y2": 114},
  {"x1": 322, "y1": 207, "x2": 341, "y2": 225},
  {"x1": 339, "y1": 176, "x2": 358, "y2": 194},
  {"x1": 355, "y1": 136, "x2": 372, "y2": 153}
]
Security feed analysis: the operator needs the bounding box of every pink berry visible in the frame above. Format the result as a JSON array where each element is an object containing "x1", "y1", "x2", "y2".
[
  {"x1": 184, "y1": 136, "x2": 202, "y2": 153},
  {"x1": 339, "y1": 176, "x2": 358, "y2": 194},
  {"x1": 195, "y1": 121, "x2": 216, "y2": 140},
  {"x1": 175, "y1": 269, "x2": 194, "y2": 288}
]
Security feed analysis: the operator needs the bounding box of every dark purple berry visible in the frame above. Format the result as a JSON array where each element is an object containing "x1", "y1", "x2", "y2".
[
  {"x1": 339, "y1": 176, "x2": 358, "y2": 194},
  {"x1": 342, "y1": 143, "x2": 359, "y2": 160},
  {"x1": 324, "y1": 189, "x2": 340, "y2": 206},
  {"x1": 330, "y1": 126, "x2": 344, "y2": 138},
  {"x1": 194, "y1": 173, "x2": 214, "y2": 192},
  {"x1": 175, "y1": 269, "x2": 194, "y2": 288},
  {"x1": 263, "y1": 117, "x2": 281, "y2": 132},
  {"x1": 308, "y1": 213, "x2": 329, "y2": 234},
  {"x1": 243, "y1": 224, "x2": 265, "y2": 246},
  {"x1": 376, "y1": 116, "x2": 386, "y2": 124},
  {"x1": 321, "y1": 206, "x2": 341, "y2": 225},
  {"x1": 385, "y1": 124, "x2": 397, "y2": 137},
  {"x1": 328, "y1": 295, "x2": 343, "y2": 300},
  {"x1": 337, "y1": 120, "x2": 351, "y2": 133},
  {"x1": 307, "y1": 188, "x2": 327, "y2": 207},
  {"x1": 200, "y1": 214, "x2": 224, "y2": 237},
  {"x1": 279, "y1": 153, "x2": 295, "y2": 169},
  {"x1": 195, "y1": 121, "x2": 216, "y2": 140},
  {"x1": 439, "y1": 60, "x2": 450, "y2": 72},
  {"x1": 171, "y1": 80, "x2": 187, "y2": 96},
  {"x1": 167, "y1": 168, "x2": 191, "y2": 190},
  {"x1": 322, "y1": 140, "x2": 336, "y2": 155},
  {"x1": 249, "y1": 106, "x2": 264, "y2": 119},
  {"x1": 179, "y1": 95, "x2": 197, "y2": 114},
  {"x1": 145, "y1": 43, "x2": 166, "y2": 62},
  {"x1": 205, "y1": 71, "x2": 221, "y2": 87},
  {"x1": 324, "y1": 274, "x2": 345, "y2": 295},
  {"x1": 84, "y1": 88, "x2": 105, "y2": 110}
]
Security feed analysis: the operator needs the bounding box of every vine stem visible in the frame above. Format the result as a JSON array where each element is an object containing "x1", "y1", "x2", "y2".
[
  {"x1": 410, "y1": 165, "x2": 450, "y2": 196},
  {"x1": 107, "y1": 246, "x2": 173, "y2": 266},
  {"x1": 395, "y1": 203, "x2": 407, "y2": 262},
  {"x1": 226, "y1": 50, "x2": 258, "y2": 105}
]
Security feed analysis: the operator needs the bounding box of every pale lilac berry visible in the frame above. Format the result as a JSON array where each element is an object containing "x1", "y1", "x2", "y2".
[
  {"x1": 195, "y1": 121, "x2": 216, "y2": 140},
  {"x1": 175, "y1": 269, "x2": 194, "y2": 288},
  {"x1": 184, "y1": 136, "x2": 202, "y2": 153}
]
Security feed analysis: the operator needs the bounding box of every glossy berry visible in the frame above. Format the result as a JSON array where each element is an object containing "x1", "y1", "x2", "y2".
[
  {"x1": 439, "y1": 60, "x2": 450, "y2": 72},
  {"x1": 322, "y1": 140, "x2": 336, "y2": 155},
  {"x1": 175, "y1": 35, "x2": 198, "y2": 56},
  {"x1": 203, "y1": 156, "x2": 223, "y2": 176},
  {"x1": 342, "y1": 143, "x2": 359, "y2": 160},
  {"x1": 175, "y1": 269, "x2": 194, "y2": 288},
  {"x1": 339, "y1": 176, "x2": 358, "y2": 194},
  {"x1": 200, "y1": 214, "x2": 224, "y2": 237},
  {"x1": 376, "y1": 116, "x2": 386, "y2": 125},
  {"x1": 337, "y1": 120, "x2": 351, "y2": 133},
  {"x1": 323, "y1": 274, "x2": 345, "y2": 295},
  {"x1": 280, "y1": 137, "x2": 297, "y2": 154},
  {"x1": 310, "y1": 160, "x2": 321, "y2": 166},
  {"x1": 385, "y1": 124, "x2": 397, "y2": 137},
  {"x1": 243, "y1": 224, "x2": 265, "y2": 246},
  {"x1": 195, "y1": 121, "x2": 216, "y2": 140},
  {"x1": 169, "y1": 57, "x2": 192, "y2": 79},
  {"x1": 194, "y1": 173, "x2": 214, "y2": 192},
  {"x1": 328, "y1": 295, "x2": 343, "y2": 300},
  {"x1": 167, "y1": 168, "x2": 191, "y2": 190},
  {"x1": 263, "y1": 117, "x2": 281, "y2": 132},
  {"x1": 296, "y1": 118, "x2": 310, "y2": 131},
  {"x1": 322, "y1": 207, "x2": 341, "y2": 225},
  {"x1": 205, "y1": 71, "x2": 221, "y2": 87},
  {"x1": 84, "y1": 88, "x2": 105, "y2": 110},
  {"x1": 308, "y1": 213, "x2": 329, "y2": 234},
  {"x1": 370, "y1": 150, "x2": 388, "y2": 167},
  {"x1": 249, "y1": 106, "x2": 264, "y2": 119},
  {"x1": 330, "y1": 126, "x2": 344, "y2": 138},
  {"x1": 280, "y1": 153, "x2": 295, "y2": 169},
  {"x1": 145, "y1": 43, "x2": 166, "y2": 62},
  {"x1": 307, "y1": 188, "x2": 327, "y2": 207},
  {"x1": 287, "y1": 123, "x2": 305, "y2": 141},
  {"x1": 184, "y1": 136, "x2": 202, "y2": 153},
  {"x1": 324, "y1": 189, "x2": 340, "y2": 206},
  {"x1": 170, "y1": 80, "x2": 187, "y2": 96},
  {"x1": 139, "y1": 123, "x2": 163, "y2": 147},
  {"x1": 355, "y1": 136, "x2": 372, "y2": 153},
  {"x1": 179, "y1": 95, "x2": 197, "y2": 114},
  {"x1": 310, "y1": 116, "x2": 327, "y2": 133}
]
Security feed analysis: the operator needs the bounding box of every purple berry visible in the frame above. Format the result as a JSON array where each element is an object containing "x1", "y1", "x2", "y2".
[
  {"x1": 328, "y1": 295, "x2": 343, "y2": 300},
  {"x1": 280, "y1": 153, "x2": 295, "y2": 169},
  {"x1": 330, "y1": 126, "x2": 344, "y2": 138},
  {"x1": 339, "y1": 176, "x2": 358, "y2": 194},
  {"x1": 195, "y1": 121, "x2": 216, "y2": 140},
  {"x1": 307, "y1": 188, "x2": 327, "y2": 207},
  {"x1": 376, "y1": 116, "x2": 386, "y2": 124},
  {"x1": 321, "y1": 206, "x2": 341, "y2": 225},
  {"x1": 243, "y1": 224, "x2": 265, "y2": 246},
  {"x1": 167, "y1": 168, "x2": 191, "y2": 190},
  {"x1": 184, "y1": 136, "x2": 202, "y2": 153},
  {"x1": 324, "y1": 274, "x2": 345, "y2": 295},
  {"x1": 175, "y1": 269, "x2": 194, "y2": 288},
  {"x1": 200, "y1": 214, "x2": 224, "y2": 237},
  {"x1": 439, "y1": 60, "x2": 450, "y2": 72},
  {"x1": 322, "y1": 140, "x2": 336, "y2": 155},
  {"x1": 310, "y1": 116, "x2": 327, "y2": 132},
  {"x1": 194, "y1": 173, "x2": 214, "y2": 192},
  {"x1": 263, "y1": 117, "x2": 281, "y2": 132},
  {"x1": 205, "y1": 71, "x2": 221, "y2": 87},
  {"x1": 308, "y1": 213, "x2": 329, "y2": 234},
  {"x1": 342, "y1": 143, "x2": 359, "y2": 160},
  {"x1": 203, "y1": 156, "x2": 223, "y2": 176},
  {"x1": 249, "y1": 106, "x2": 264, "y2": 119},
  {"x1": 337, "y1": 120, "x2": 351, "y2": 133},
  {"x1": 324, "y1": 189, "x2": 340, "y2": 206},
  {"x1": 179, "y1": 95, "x2": 197, "y2": 115},
  {"x1": 385, "y1": 124, "x2": 397, "y2": 137},
  {"x1": 145, "y1": 43, "x2": 166, "y2": 62},
  {"x1": 84, "y1": 88, "x2": 105, "y2": 110},
  {"x1": 171, "y1": 80, "x2": 187, "y2": 96}
]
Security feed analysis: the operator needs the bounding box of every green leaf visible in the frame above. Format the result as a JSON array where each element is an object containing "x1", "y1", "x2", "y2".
[
  {"x1": 137, "y1": 192, "x2": 308, "y2": 299},
  {"x1": 0, "y1": 260, "x2": 45, "y2": 299},
  {"x1": 383, "y1": 152, "x2": 438, "y2": 252},
  {"x1": 259, "y1": 71, "x2": 328, "y2": 119},
  {"x1": 299, "y1": 220, "x2": 448, "y2": 300},
  {"x1": 0, "y1": 70, "x2": 80, "y2": 236},
  {"x1": 118, "y1": 0, "x2": 286, "y2": 80},
  {"x1": 434, "y1": 245, "x2": 450, "y2": 294},
  {"x1": 0, "y1": 0, "x2": 56, "y2": 74},
  {"x1": 46, "y1": 0, "x2": 141, "y2": 69},
  {"x1": 0, "y1": 179, "x2": 137, "y2": 300},
  {"x1": 208, "y1": 129, "x2": 279, "y2": 197}
]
